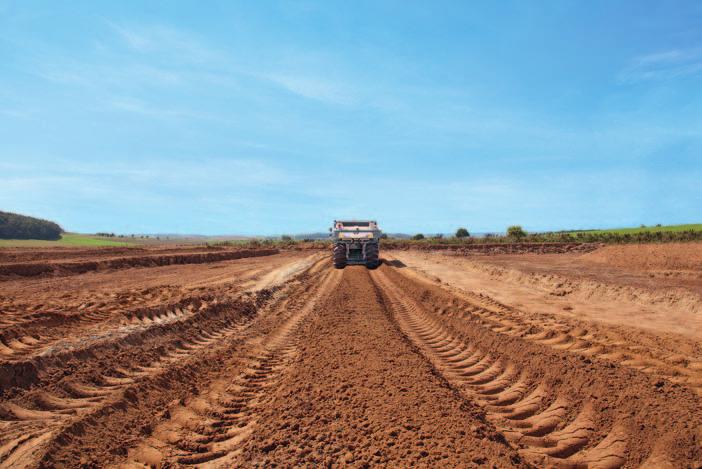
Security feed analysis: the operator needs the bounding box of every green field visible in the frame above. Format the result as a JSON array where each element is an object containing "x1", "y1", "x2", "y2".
[
  {"x1": 568, "y1": 224, "x2": 702, "y2": 235},
  {"x1": 0, "y1": 233, "x2": 136, "y2": 248}
]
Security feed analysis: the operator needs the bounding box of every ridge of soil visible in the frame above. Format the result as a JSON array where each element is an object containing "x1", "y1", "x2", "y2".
[
  {"x1": 580, "y1": 242, "x2": 702, "y2": 271},
  {"x1": 383, "y1": 242, "x2": 599, "y2": 255},
  {"x1": 0, "y1": 249, "x2": 279, "y2": 280}
]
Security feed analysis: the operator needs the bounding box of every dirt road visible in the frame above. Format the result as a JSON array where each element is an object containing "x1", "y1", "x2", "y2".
[{"x1": 1, "y1": 249, "x2": 700, "y2": 467}]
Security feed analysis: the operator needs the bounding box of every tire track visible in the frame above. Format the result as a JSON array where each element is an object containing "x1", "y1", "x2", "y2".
[
  {"x1": 0, "y1": 258, "x2": 328, "y2": 467},
  {"x1": 372, "y1": 269, "x2": 626, "y2": 468},
  {"x1": 385, "y1": 254, "x2": 702, "y2": 397},
  {"x1": 0, "y1": 255, "x2": 322, "y2": 394},
  {"x1": 234, "y1": 266, "x2": 527, "y2": 467},
  {"x1": 0, "y1": 314, "x2": 249, "y2": 468},
  {"x1": 0, "y1": 253, "x2": 320, "y2": 364},
  {"x1": 0, "y1": 291, "x2": 248, "y2": 395},
  {"x1": 121, "y1": 267, "x2": 342, "y2": 468},
  {"x1": 0, "y1": 286, "x2": 239, "y2": 362},
  {"x1": 447, "y1": 288, "x2": 702, "y2": 397},
  {"x1": 372, "y1": 265, "x2": 701, "y2": 468}
]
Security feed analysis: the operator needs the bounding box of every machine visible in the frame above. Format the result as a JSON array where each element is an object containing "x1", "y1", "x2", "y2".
[{"x1": 330, "y1": 220, "x2": 381, "y2": 269}]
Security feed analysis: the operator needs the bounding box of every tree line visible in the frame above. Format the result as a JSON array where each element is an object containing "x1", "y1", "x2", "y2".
[
  {"x1": 0, "y1": 211, "x2": 64, "y2": 240},
  {"x1": 403, "y1": 225, "x2": 702, "y2": 244}
]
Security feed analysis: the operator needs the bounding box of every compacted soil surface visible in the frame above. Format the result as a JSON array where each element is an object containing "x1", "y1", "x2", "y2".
[{"x1": 0, "y1": 245, "x2": 701, "y2": 468}]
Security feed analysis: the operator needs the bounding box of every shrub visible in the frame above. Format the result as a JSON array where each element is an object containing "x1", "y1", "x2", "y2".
[
  {"x1": 455, "y1": 227, "x2": 470, "y2": 238},
  {"x1": 412, "y1": 233, "x2": 425, "y2": 240},
  {"x1": 507, "y1": 225, "x2": 527, "y2": 241}
]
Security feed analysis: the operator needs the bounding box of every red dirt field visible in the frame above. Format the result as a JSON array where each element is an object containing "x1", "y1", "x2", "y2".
[{"x1": 1, "y1": 244, "x2": 701, "y2": 468}]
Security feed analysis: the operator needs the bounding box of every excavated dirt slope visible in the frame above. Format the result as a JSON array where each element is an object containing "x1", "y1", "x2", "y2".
[
  {"x1": 0, "y1": 248, "x2": 279, "y2": 279},
  {"x1": 580, "y1": 243, "x2": 702, "y2": 272},
  {"x1": 0, "y1": 246, "x2": 700, "y2": 468}
]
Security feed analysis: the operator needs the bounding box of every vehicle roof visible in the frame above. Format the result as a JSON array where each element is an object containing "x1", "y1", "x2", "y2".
[{"x1": 335, "y1": 220, "x2": 377, "y2": 223}]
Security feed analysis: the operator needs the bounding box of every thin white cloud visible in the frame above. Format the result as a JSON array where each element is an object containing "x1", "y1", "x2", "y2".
[
  {"x1": 107, "y1": 22, "x2": 221, "y2": 63},
  {"x1": 37, "y1": 57, "x2": 190, "y2": 88},
  {"x1": 1, "y1": 156, "x2": 294, "y2": 192},
  {"x1": 110, "y1": 23, "x2": 152, "y2": 51},
  {"x1": 619, "y1": 48, "x2": 702, "y2": 83},
  {"x1": 110, "y1": 97, "x2": 160, "y2": 114},
  {"x1": 108, "y1": 96, "x2": 214, "y2": 121},
  {"x1": 33, "y1": 22, "x2": 232, "y2": 91},
  {"x1": 29, "y1": 20, "x2": 360, "y2": 118},
  {"x1": 150, "y1": 158, "x2": 294, "y2": 187},
  {"x1": 264, "y1": 73, "x2": 356, "y2": 105}
]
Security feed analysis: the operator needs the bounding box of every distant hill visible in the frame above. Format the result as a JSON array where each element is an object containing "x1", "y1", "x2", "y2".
[
  {"x1": 293, "y1": 232, "x2": 329, "y2": 240},
  {"x1": 0, "y1": 211, "x2": 64, "y2": 240},
  {"x1": 385, "y1": 233, "x2": 412, "y2": 239}
]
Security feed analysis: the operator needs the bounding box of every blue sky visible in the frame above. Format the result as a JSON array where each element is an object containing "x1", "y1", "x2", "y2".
[{"x1": 1, "y1": 1, "x2": 701, "y2": 235}]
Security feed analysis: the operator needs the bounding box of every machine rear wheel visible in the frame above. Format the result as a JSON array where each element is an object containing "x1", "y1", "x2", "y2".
[
  {"x1": 365, "y1": 243, "x2": 380, "y2": 269},
  {"x1": 333, "y1": 243, "x2": 346, "y2": 269}
]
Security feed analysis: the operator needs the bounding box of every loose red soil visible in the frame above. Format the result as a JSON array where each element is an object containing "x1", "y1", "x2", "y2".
[
  {"x1": 0, "y1": 244, "x2": 700, "y2": 468},
  {"x1": 238, "y1": 267, "x2": 524, "y2": 467}
]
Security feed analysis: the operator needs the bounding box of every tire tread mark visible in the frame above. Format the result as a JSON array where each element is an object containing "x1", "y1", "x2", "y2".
[{"x1": 372, "y1": 269, "x2": 628, "y2": 469}]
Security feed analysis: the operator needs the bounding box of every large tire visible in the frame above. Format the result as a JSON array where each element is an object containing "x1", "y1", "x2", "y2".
[
  {"x1": 365, "y1": 243, "x2": 380, "y2": 269},
  {"x1": 333, "y1": 243, "x2": 346, "y2": 269}
]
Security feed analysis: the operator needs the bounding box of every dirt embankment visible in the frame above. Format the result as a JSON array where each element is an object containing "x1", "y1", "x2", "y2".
[
  {"x1": 580, "y1": 242, "x2": 702, "y2": 271},
  {"x1": 389, "y1": 248, "x2": 702, "y2": 337},
  {"x1": 0, "y1": 248, "x2": 279, "y2": 279},
  {"x1": 463, "y1": 254, "x2": 702, "y2": 317},
  {"x1": 384, "y1": 242, "x2": 600, "y2": 255},
  {"x1": 0, "y1": 247, "x2": 144, "y2": 263}
]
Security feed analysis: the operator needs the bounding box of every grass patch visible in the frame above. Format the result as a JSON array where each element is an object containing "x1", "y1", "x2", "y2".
[
  {"x1": 568, "y1": 224, "x2": 702, "y2": 235},
  {"x1": 0, "y1": 233, "x2": 136, "y2": 248}
]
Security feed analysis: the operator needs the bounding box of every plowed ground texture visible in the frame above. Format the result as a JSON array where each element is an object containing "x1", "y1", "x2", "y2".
[{"x1": 0, "y1": 246, "x2": 700, "y2": 468}]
